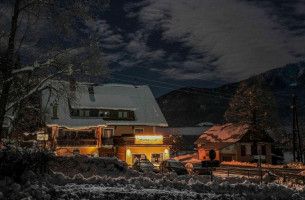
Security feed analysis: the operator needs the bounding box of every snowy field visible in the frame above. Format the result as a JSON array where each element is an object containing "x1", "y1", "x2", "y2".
[
  {"x1": 1, "y1": 171, "x2": 305, "y2": 200},
  {"x1": 1, "y1": 156, "x2": 305, "y2": 199}
]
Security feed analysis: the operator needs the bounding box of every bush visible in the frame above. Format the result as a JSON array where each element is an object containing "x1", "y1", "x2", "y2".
[{"x1": 0, "y1": 140, "x2": 55, "y2": 183}]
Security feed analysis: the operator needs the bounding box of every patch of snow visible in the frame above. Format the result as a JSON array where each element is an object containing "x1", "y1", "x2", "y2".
[
  {"x1": 50, "y1": 155, "x2": 128, "y2": 178},
  {"x1": 1, "y1": 169, "x2": 305, "y2": 199},
  {"x1": 290, "y1": 82, "x2": 297, "y2": 86},
  {"x1": 197, "y1": 122, "x2": 215, "y2": 126}
]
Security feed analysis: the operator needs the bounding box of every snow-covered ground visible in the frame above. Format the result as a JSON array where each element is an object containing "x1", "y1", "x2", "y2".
[
  {"x1": 1, "y1": 170, "x2": 305, "y2": 200},
  {"x1": 1, "y1": 156, "x2": 305, "y2": 199},
  {"x1": 222, "y1": 160, "x2": 305, "y2": 169}
]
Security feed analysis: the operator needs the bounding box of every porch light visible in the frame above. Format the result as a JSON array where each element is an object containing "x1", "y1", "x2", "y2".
[
  {"x1": 126, "y1": 149, "x2": 131, "y2": 156},
  {"x1": 164, "y1": 149, "x2": 168, "y2": 155}
]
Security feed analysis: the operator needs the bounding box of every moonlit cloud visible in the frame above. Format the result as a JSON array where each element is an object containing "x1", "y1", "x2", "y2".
[{"x1": 134, "y1": 0, "x2": 305, "y2": 81}]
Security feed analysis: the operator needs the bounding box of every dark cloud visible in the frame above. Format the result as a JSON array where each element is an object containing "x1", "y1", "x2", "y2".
[{"x1": 86, "y1": 0, "x2": 305, "y2": 90}]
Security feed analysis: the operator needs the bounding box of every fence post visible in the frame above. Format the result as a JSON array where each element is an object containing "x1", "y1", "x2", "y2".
[
  {"x1": 211, "y1": 167, "x2": 213, "y2": 182},
  {"x1": 259, "y1": 168, "x2": 262, "y2": 185}
]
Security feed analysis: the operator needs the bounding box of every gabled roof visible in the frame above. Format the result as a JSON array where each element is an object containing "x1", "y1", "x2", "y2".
[
  {"x1": 41, "y1": 81, "x2": 168, "y2": 128},
  {"x1": 194, "y1": 123, "x2": 249, "y2": 144},
  {"x1": 194, "y1": 123, "x2": 274, "y2": 150}
]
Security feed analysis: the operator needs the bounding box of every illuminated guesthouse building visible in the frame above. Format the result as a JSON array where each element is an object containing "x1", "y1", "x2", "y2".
[{"x1": 41, "y1": 81, "x2": 170, "y2": 165}]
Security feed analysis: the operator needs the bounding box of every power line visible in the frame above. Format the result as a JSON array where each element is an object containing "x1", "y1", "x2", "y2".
[
  {"x1": 110, "y1": 72, "x2": 235, "y2": 98},
  {"x1": 128, "y1": 65, "x2": 234, "y2": 85},
  {"x1": 103, "y1": 70, "x2": 305, "y2": 104},
  {"x1": 111, "y1": 77, "x2": 233, "y2": 100}
]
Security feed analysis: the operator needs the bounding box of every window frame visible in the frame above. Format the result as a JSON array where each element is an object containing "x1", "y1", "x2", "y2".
[
  {"x1": 134, "y1": 128, "x2": 144, "y2": 135},
  {"x1": 99, "y1": 110, "x2": 110, "y2": 118},
  {"x1": 103, "y1": 128, "x2": 114, "y2": 138}
]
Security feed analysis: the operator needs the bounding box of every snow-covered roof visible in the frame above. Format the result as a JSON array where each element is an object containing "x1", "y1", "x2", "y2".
[
  {"x1": 42, "y1": 90, "x2": 106, "y2": 129},
  {"x1": 194, "y1": 123, "x2": 274, "y2": 147},
  {"x1": 41, "y1": 81, "x2": 168, "y2": 128},
  {"x1": 194, "y1": 123, "x2": 249, "y2": 144}
]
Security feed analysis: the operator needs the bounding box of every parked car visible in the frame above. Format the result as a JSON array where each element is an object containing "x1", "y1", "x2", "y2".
[
  {"x1": 185, "y1": 162, "x2": 211, "y2": 175},
  {"x1": 132, "y1": 159, "x2": 159, "y2": 173},
  {"x1": 159, "y1": 159, "x2": 188, "y2": 175}
]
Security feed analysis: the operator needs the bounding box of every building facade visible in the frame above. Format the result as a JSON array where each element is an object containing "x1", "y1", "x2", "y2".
[
  {"x1": 194, "y1": 123, "x2": 274, "y2": 164},
  {"x1": 41, "y1": 81, "x2": 170, "y2": 165}
]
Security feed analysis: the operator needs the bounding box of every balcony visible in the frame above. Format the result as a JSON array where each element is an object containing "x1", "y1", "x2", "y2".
[
  {"x1": 57, "y1": 139, "x2": 98, "y2": 147},
  {"x1": 102, "y1": 137, "x2": 114, "y2": 146}
]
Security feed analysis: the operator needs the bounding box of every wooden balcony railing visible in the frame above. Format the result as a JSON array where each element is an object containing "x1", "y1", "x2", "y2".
[
  {"x1": 56, "y1": 136, "x2": 171, "y2": 147},
  {"x1": 102, "y1": 138, "x2": 114, "y2": 145},
  {"x1": 57, "y1": 139, "x2": 98, "y2": 147}
]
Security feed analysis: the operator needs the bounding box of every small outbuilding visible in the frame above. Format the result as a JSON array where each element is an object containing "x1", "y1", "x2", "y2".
[{"x1": 194, "y1": 123, "x2": 274, "y2": 164}]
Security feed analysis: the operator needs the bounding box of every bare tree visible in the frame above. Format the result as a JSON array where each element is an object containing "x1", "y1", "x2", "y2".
[
  {"x1": 0, "y1": 0, "x2": 109, "y2": 138},
  {"x1": 168, "y1": 129, "x2": 185, "y2": 156},
  {"x1": 224, "y1": 76, "x2": 283, "y2": 135}
]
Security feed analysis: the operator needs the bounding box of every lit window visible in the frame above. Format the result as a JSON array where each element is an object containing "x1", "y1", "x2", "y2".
[{"x1": 99, "y1": 110, "x2": 110, "y2": 118}]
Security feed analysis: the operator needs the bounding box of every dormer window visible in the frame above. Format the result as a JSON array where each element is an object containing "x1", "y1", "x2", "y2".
[
  {"x1": 118, "y1": 111, "x2": 128, "y2": 119},
  {"x1": 79, "y1": 109, "x2": 90, "y2": 117},
  {"x1": 99, "y1": 110, "x2": 110, "y2": 118}
]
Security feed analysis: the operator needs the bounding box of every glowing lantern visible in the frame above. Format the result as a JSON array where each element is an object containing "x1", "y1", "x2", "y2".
[
  {"x1": 164, "y1": 149, "x2": 169, "y2": 155},
  {"x1": 126, "y1": 149, "x2": 131, "y2": 156}
]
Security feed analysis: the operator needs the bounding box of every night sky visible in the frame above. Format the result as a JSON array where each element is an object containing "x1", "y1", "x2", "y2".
[
  {"x1": 4, "y1": 0, "x2": 305, "y2": 97},
  {"x1": 92, "y1": 0, "x2": 305, "y2": 97}
]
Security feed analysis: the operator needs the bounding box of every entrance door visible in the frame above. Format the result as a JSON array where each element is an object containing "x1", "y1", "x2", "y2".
[
  {"x1": 151, "y1": 153, "x2": 163, "y2": 165},
  {"x1": 132, "y1": 154, "x2": 146, "y2": 164}
]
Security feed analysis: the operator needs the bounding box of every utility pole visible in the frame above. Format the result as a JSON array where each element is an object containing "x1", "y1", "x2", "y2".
[{"x1": 292, "y1": 95, "x2": 303, "y2": 162}]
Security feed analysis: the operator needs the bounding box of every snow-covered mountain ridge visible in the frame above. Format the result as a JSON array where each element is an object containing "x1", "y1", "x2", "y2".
[{"x1": 157, "y1": 61, "x2": 305, "y2": 127}]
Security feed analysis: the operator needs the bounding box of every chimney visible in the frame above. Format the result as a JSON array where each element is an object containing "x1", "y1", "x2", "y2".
[
  {"x1": 88, "y1": 85, "x2": 95, "y2": 101},
  {"x1": 70, "y1": 77, "x2": 76, "y2": 91}
]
